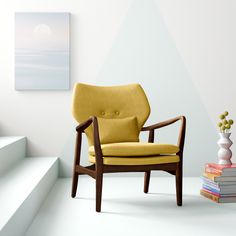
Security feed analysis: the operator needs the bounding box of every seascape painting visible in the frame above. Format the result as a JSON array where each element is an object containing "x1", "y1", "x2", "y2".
[{"x1": 15, "y1": 13, "x2": 70, "y2": 90}]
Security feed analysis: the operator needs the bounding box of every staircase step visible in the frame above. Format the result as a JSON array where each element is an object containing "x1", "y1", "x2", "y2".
[
  {"x1": 0, "y1": 136, "x2": 26, "y2": 175},
  {"x1": 0, "y1": 157, "x2": 58, "y2": 236}
]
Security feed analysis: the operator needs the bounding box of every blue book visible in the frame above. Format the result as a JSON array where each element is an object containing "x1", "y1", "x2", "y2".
[{"x1": 202, "y1": 184, "x2": 220, "y2": 194}]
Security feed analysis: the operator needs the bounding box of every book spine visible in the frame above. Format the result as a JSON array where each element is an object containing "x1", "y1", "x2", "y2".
[
  {"x1": 200, "y1": 189, "x2": 219, "y2": 203},
  {"x1": 201, "y1": 177, "x2": 219, "y2": 188},
  {"x1": 201, "y1": 188, "x2": 220, "y2": 197},
  {"x1": 202, "y1": 184, "x2": 220, "y2": 194},
  {"x1": 203, "y1": 172, "x2": 217, "y2": 181},
  {"x1": 205, "y1": 167, "x2": 222, "y2": 176},
  {"x1": 203, "y1": 173, "x2": 236, "y2": 182}
]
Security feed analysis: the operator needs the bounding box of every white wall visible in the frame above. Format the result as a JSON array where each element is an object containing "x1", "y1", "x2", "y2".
[{"x1": 0, "y1": 0, "x2": 235, "y2": 177}]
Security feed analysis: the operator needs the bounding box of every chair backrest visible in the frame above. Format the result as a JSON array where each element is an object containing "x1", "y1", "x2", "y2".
[{"x1": 72, "y1": 83, "x2": 150, "y2": 145}]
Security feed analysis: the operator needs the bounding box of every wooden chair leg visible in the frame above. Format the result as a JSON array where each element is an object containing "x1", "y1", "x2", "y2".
[
  {"x1": 71, "y1": 172, "x2": 79, "y2": 198},
  {"x1": 96, "y1": 171, "x2": 103, "y2": 212},
  {"x1": 71, "y1": 132, "x2": 82, "y2": 198},
  {"x1": 175, "y1": 163, "x2": 183, "y2": 206},
  {"x1": 144, "y1": 171, "x2": 151, "y2": 193}
]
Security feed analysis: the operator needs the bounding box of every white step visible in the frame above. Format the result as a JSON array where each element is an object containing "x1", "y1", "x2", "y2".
[
  {"x1": 0, "y1": 157, "x2": 58, "y2": 236},
  {"x1": 0, "y1": 136, "x2": 26, "y2": 175}
]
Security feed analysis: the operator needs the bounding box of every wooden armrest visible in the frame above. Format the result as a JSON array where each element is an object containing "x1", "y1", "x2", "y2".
[
  {"x1": 141, "y1": 116, "x2": 184, "y2": 131},
  {"x1": 75, "y1": 116, "x2": 103, "y2": 164},
  {"x1": 76, "y1": 117, "x2": 93, "y2": 132},
  {"x1": 141, "y1": 116, "x2": 186, "y2": 152}
]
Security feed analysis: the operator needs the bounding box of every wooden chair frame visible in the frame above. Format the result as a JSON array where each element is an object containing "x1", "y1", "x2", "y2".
[{"x1": 71, "y1": 116, "x2": 186, "y2": 212}]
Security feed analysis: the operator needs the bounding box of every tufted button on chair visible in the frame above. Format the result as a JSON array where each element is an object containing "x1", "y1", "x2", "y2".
[{"x1": 71, "y1": 83, "x2": 186, "y2": 212}]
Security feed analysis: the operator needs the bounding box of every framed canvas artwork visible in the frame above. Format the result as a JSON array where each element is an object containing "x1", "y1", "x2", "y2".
[{"x1": 15, "y1": 12, "x2": 70, "y2": 90}]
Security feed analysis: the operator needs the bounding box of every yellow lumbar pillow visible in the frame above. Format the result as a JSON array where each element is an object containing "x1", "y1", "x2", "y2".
[{"x1": 97, "y1": 116, "x2": 139, "y2": 144}]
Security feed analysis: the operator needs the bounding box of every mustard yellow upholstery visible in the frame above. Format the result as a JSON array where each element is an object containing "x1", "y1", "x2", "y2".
[
  {"x1": 97, "y1": 116, "x2": 139, "y2": 144},
  {"x1": 89, "y1": 155, "x2": 180, "y2": 165},
  {"x1": 89, "y1": 142, "x2": 179, "y2": 156},
  {"x1": 72, "y1": 83, "x2": 180, "y2": 167},
  {"x1": 72, "y1": 83, "x2": 150, "y2": 145}
]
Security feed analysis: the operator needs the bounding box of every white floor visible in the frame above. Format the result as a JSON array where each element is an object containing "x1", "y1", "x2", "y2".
[{"x1": 25, "y1": 177, "x2": 236, "y2": 236}]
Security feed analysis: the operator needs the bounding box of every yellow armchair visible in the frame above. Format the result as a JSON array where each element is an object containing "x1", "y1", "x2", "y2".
[{"x1": 71, "y1": 83, "x2": 186, "y2": 212}]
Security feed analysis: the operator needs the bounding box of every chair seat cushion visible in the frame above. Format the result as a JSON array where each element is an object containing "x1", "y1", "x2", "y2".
[
  {"x1": 89, "y1": 155, "x2": 180, "y2": 165},
  {"x1": 89, "y1": 142, "x2": 179, "y2": 157}
]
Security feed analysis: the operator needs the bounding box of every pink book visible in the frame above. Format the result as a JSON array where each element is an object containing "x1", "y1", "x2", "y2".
[
  {"x1": 201, "y1": 188, "x2": 220, "y2": 197},
  {"x1": 205, "y1": 163, "x2": 236, "y2": 174}
]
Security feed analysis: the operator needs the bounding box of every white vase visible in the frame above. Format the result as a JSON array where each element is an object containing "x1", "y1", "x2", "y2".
[{"x1": 217, "y1": 132, "x2": 233, "y2": 165}]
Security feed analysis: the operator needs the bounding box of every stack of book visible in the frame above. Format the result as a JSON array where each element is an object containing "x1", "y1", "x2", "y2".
[{"x1": 200, "y1": 163, "x2": 236, "y2": 203}]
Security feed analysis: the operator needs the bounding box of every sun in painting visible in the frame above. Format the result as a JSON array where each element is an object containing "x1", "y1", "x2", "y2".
[{"x1": 33, "y1": 24, "x2": 52, "y2": 41}]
